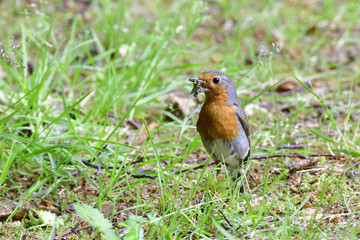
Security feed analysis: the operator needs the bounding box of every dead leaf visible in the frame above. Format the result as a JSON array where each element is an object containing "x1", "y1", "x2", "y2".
[
  {"x1": 302, "y1": 208, "x2": 323, "y2": 220},
  {"x1": 19, "y1": 122, "x2": 33, "y2": 138},
  {"x1": 287, "y1": 48, "x2": 304, "y2": 60},
  {"x1": 278, "y1": 102, "x2": 296, "y2": 114},
  {"x1": 301, "y1": 200, "x2": 313, "y2": 209},
  {"x1": 27, "y1": 61, "x2": 34, "y2": 75},
  {"x1": 253, "y1": 24, "x2": 266, "y2": 41},
  {"x1": 223, "y1": 20, "x2": 236, "y2": 34},
  {"x1": 0, "y1": 66, "x2": 5, "y2": 78},
  {"x1": 306, "y1": 24, "x2": 318, "y2": 35},
  {"x1": 0, "y1": 200, "x2": 36, "y2": 220},
  {"x1": 210, "y1": 54, "x2": 220, "y2": 63},
  {"x1": 276, "y1": 77, "x2": 298, "y2": 92},
  {"x1": 271, "y1": 29, "x2": 286, "y2": 50},
  {"x1": 102, "y1": 202, "x2": 114, "y2": 217},
  {"x1": 135, "y1": 121, "x2": 158, "y2": 144},
  {"x1": 286, "y1": 158, "x2": 319, "y2": 173},
  {"x1": 0, "y1": 202, "x2": 13, "y2": 221},
  {"x1": 38, "y1": 200, "x2": 59, "y2": 215},
  {"x1": 245, "y1": 57, "x2": 253, "y2": 65},
  {"x1": 164, "y1": 91, "x2": 196, "y2": 121},
  {"x1": 350, "y1": 112, "x2": 360, "y2": 121}
]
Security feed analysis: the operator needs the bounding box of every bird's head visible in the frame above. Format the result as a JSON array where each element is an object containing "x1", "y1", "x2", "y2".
[{"x1": 189, "y1": 70, "x2": 236, "y2": 102}]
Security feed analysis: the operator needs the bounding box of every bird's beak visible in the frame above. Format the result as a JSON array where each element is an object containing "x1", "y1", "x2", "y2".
[{"x1": 202, "y1": 88, "x2": 210, "y2": 92}]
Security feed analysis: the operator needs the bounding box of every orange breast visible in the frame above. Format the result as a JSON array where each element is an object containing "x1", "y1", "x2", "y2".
[{"x1": 197, "y1": 101, "x2": 239, "y2": 142}]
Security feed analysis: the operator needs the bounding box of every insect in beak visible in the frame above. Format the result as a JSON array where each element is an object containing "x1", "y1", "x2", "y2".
[
  {"x1": 188, "y1": 77, "x2": 200, "y2": 83},
  {"x1": 189, "y1": 77, "x2": 203, "y2": 97},
  {"x1": 189, "y1": 77, "x2": 211, "y2": 97}
]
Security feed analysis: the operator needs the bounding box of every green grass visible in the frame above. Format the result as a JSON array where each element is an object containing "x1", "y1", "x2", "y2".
[{"x1": 1, "y1": 0, "x2": 360, "y2": 239}]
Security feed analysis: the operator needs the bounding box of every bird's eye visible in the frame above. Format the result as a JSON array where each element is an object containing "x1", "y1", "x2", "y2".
[{"x1": 212, "y1": 77, "x2": 220, "y2": 84}]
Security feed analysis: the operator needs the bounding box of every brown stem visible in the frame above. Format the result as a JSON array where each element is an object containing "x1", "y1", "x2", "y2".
[
  {"x1": 174, "y1": 161, "x2": 216, "y2": 174},
  {"x1": 126, "y1": 169, "x2": 156, "y2": 179},
  {"x1": 52, "y1": 224, "x2": 92, "y2": 240},
  {"x1": 219, "y1": 210, "x2": 233, "y2": 228},
  {"x1": 251, "y1": 153, "x2": 342, "y2": 160},
  {"x1": 107, "y1": 113, "x2": 141, "y2": 129},
  {"x1": 276, "y1": 144, "x2": 304, "y2": 150}
]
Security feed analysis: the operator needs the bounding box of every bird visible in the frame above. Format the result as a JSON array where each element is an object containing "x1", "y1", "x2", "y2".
[{"x1": 189, "y1": 70, "x2": 251, "y2": 190}]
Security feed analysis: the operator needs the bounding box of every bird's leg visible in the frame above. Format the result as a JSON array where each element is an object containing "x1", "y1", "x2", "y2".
[
  {"x1": 240, "y1": 168, "x2": 251, "y2": 193},
  {"x1": 231, "y1": 168, "x2": 250, "y2": 194}
]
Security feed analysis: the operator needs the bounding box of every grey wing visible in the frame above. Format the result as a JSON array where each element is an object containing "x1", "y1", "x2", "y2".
[{"x1": 234, "y1": 102, "x2": 251, "y2": 158}]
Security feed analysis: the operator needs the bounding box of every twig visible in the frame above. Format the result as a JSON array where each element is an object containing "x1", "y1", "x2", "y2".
[
  {"x1": 219, "y1": 210, "x2": 233, "y2": 228},
  {"x1": 82, "y1": 160, "x2": 102, "y2": 168},
  {"x1": 221, "y1": 222, "x2": 232, "y2": 230},
  {"x1": 131, "y1": 157, "x2": 144, "y2": 165},
  {"x1": 126, "y1": 169, "x2": 156, "y2": 179},
  {"x1": 81, "y1": 155, "x2": 143, "y2": 171},
  {"x1": 83, "y1": 160, "x2": 217, "y2": 179},
  {"x1": 276, "y1": 144, "x2": 304, "y2": 150},
  {"x1": 82, "y1": 144, "x2": 108, "y2": 175},
  {"x1": 107, "y1": 113, "x2": 141, "y2": 129},
  {"x1": 309, "y1": 179, "x2": 318, "y2": 184},
  {"x1": 126, "y1": 119, "x2": 141, "y2": 129},
  {"x1": 251, "y1": 153, "x2": 342, "y2": 160},
  {"x1": 79, "y1": 152, "x2": 344, "y2": 179},
  {"x1": 136, "y1": 168, "x2": 153, "y2": 173},
  {"x1": 249, "y1": 173, "x2": 259, "y2": 185},
  {"x1": 52, "y1": 224, "x2": 92, "y2": 239},
  {"x1": 297, "y1": 132, "x2": 338, "y2": 139},
  {"x1": 174, "y1": 161, "x2": 216, "y2": 175},
  {"x1": 287, "y1": 159, "x2": 320, "y2": 173},
  {"x1": 71, "y1": 222, "x2": 81, "y2": 232}
]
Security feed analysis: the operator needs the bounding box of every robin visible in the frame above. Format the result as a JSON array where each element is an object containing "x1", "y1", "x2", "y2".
[{"x1": 189, "y1": 70, "x2": 251, "y2": 189}]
